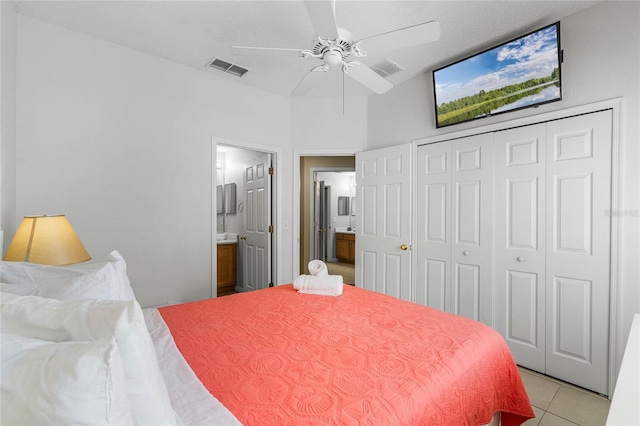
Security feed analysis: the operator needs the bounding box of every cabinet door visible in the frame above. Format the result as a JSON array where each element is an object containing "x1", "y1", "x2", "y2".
[
  {"x1": 494, "y1": 123, "x2": 547, "y2": 373},
  {"x1": 335, "y1": 234, "x2": 349, "y2": 262},
  {"x1": 347, "y1": 236, "x2": 356, "y2": 264},
  {"x1": 217, "y1": 244, "x2": 236, "y2": 287}
]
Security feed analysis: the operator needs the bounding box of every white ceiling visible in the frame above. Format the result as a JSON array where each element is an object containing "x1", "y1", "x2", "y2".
[{"x1": 14, "y1": 0, "x2": 601, "y2": 98}]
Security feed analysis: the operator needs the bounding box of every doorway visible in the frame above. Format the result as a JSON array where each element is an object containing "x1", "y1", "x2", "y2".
[
  {"x1": 213, "y1": 139, "x2": 280, "y2": 297},
  {"x1": 298, "y1": 155, "x2": 355, "y2": 283},
  {"x1": 313, "y1": 171, "x2": 356, "y2": 284}
]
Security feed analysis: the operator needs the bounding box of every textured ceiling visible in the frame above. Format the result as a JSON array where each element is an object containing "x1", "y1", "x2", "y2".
[{"x1": 14, "y1": 0, "x2": 601, "y2": 98}]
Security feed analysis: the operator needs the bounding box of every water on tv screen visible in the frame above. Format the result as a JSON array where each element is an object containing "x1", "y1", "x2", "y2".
[{"x1": 433, "y1": 22, "x2": 561, "y2": 128}]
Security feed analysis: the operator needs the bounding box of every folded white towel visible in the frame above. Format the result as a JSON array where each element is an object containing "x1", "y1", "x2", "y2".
[
  {"x1": 308, "y1": 260, "x2": 329, "y2": 277},
  {"x1": 293, "y1": 274, "x2": 343, "y2": 296}
]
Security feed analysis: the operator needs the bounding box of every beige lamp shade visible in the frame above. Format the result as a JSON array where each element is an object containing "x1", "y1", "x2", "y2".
[{"x1": 3, "y1": 215, "x2": 91, "y2": 266}]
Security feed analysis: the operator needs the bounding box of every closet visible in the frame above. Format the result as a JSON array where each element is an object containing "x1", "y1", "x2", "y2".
[
  {"x1": 415, "y1": 132, "x2": 494, "y2": 325},
  {"x1": 414, "y1": 110, "x2": 613, "y2": 395}
]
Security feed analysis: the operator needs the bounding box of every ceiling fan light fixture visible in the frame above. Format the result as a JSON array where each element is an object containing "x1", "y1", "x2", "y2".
[
  {"x1": 323, "y1": 50, "x2": 343, "y2": 67},
  {"x1": 231, "y1": 0, "x2": 440, "y2": 97}
]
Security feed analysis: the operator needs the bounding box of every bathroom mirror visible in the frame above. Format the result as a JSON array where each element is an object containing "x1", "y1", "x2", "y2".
[
  {"x1": 224, "y1": 183, "x2": 237, "y2": 214},
  {"x1": 216, "y1": 185, "x2": 223, "y2": 214},
  {"x1": 337, "y1": 196, "x2": 349, "y2": 216}
]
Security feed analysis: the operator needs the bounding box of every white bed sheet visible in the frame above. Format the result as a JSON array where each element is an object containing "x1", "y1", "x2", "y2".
[{"x1": 143, "y1": 309, "x2": 241, "y2": 426}]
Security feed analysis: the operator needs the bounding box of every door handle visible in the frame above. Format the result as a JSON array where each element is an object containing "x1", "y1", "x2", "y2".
[
  {"x1": 240, "y1": 235, "x2": 247, "y2": 240},
  {"x1": 400, "y1": 244, "x2": 409, "y2": 251},
  {"x1": 517, "y1": 256, "x2": 525, "y2": 262},
  {"x1": 463, "y1": 250, "x2": 470, "y2": 256}
]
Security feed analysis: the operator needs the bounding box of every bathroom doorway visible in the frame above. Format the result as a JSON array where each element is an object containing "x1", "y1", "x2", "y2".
[
  {"x1": 299, "y1": 155, "x2": 355, "y2": 285},
  {"x1": 214, "y1": 140, "x2": 279, "y2": 297}
]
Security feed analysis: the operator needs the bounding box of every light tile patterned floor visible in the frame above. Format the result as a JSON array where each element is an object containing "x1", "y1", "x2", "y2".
[{"x1": 519, "y1": 367, "x2": 611, "y2": 426}]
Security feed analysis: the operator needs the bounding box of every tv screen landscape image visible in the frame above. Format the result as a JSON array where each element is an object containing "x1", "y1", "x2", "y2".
[{"x1": 433, "y1": 22, "x2": 562, "y2": 128}]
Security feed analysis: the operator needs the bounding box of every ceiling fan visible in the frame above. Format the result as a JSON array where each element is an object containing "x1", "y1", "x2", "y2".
[{"x1": 230, "y1": 0, "x2": 440, "y2": 96}]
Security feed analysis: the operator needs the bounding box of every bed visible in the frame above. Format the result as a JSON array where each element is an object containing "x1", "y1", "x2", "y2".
[
  {"x1": 1, "y1": 252, "x2": 534, "y2": 425},
  {"x1": 159, "y1": 284, "x2": 533, "y2": 426}
]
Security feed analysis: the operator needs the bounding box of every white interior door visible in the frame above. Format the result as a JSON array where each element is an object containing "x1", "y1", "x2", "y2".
[
  {"x1": 243, "y1": 153, "x2": 272, "y2": 291},
  {"x1": 356, "y1": 144, "x2": 411, "y2": 300},
  {"x1": 415, "y1": 134, "x2": 493, "y2": 325},
  {"x1": 544, "y1": 110, "x2": 612, "y2": 394},
  {"x1": 494, "y1": 123, "x2": 548, "y2": 373}
]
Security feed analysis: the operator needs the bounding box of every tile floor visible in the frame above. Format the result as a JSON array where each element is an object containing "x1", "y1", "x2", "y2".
[{"x1": 518, "y1": 367, "x2": 611, "y2": 426}]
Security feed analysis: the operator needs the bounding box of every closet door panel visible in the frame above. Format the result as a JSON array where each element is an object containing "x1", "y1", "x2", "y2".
[
  {"x1": 494, "y1": 124, "x2": 547, "y2": 372},
  {"x1": 545, "y1": 110, "x2": 612, "y2": 395},
  {"x1": 415, "y1": 143, "x2": 451, "y2": 311},
  {"x1": 507, "y1": 270, "x2": 539, "y2": 347},
  {"x1": 450, "y1": 134, "x2": 493, "y2": 325}
]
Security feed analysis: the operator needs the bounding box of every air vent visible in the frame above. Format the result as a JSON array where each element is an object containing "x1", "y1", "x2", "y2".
[
  {"x1": 206, "y1": 57, "x2": 249, "y2": 77},
  {"x1": 370, "y1": 58, "x2": 406, "y2": 78}
]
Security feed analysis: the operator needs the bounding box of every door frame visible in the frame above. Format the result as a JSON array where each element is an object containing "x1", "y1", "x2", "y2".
[
  {"x1": 212, "y1": 136, "x2": 283, "y2": 297},
  {"x1": 413, "y1": 97, "x2": 622, "y2": 397},
  {"x1": 293, "y1": 149, "x2": 360, "y2": 277}
]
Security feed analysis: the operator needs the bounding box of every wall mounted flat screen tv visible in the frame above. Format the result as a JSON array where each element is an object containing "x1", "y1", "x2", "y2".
[{"x1": 433, "y1": 22, "x2": 561, "y2": 128}]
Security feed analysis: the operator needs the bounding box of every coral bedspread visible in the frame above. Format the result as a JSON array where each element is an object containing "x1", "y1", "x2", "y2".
[{"x1": 160, "y1": 284, "x2": 533, "y2": 426}]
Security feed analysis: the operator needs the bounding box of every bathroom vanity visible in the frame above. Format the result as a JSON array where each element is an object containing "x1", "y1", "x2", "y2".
[
  {"x1": 335, "y1": 230, "x2": 356, "y2": 264},
  {"x1": 216, "y1": 233, "x2": 237, "y2": 296}
]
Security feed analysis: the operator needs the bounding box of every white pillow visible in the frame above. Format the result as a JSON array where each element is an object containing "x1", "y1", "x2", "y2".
[
  {"x1": 0, "y1": 250, "x2": 136, "y2": 301},
  {"x1": 1, "y1": 333, "x2": 134, "y2": 425},
  {"x1": 0, "y1": 292, "x2": 177, "y2": 425}
]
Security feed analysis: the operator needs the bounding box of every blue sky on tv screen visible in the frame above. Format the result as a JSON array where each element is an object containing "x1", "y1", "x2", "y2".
[{"x1": 434, "y1": 25, "x2": 559, "y2": 105}]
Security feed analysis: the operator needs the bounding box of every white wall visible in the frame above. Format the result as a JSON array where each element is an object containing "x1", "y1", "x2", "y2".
[
  {"x1": 291, "y1": 96, "x2": 368, "y2": 151},
  {"x1": 368, "y1": 0, "x2": 640, "y2": 386},
  {"x1": 10, "y1": 14, "x2": 372, "y2": 308},
  {"x1": 14, "y1": 16, "x2": 293, "y2": 307},
  {"x1": 0, "y1": 1, "x2": 18, "y2": 254}
]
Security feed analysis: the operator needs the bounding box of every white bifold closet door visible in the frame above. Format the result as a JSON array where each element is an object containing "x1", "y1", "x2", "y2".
[
  {"x1": 415, "y1": 133, "x2": 494, "y2": 326},
  {"x1": 494, "y1": 110, "x2": 612, "y2": 395}
]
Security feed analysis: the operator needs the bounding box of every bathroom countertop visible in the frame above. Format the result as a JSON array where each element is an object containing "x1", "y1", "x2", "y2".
[
  {"x1": 335, "y1": 228, "x2": 356, "y2": 235},
  {"x1": 216, "y1": 233, "x2": 238, "y2": 245}
]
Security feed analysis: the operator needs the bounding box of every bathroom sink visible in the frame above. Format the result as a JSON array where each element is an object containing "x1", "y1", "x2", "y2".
[
  {"x1": 335, "y1": 227, "x2": 356, "y2": 234},
  {"x1": 216, "y1": 233, "x2": 238, "y2": 244}
]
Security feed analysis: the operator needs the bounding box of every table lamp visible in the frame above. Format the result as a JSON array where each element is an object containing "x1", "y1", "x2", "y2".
[{"x1": 3, "y1": 215, "x2": 91, "y2": 266}]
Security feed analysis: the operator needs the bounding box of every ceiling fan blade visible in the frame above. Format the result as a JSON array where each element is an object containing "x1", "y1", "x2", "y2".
[
  {"x1": 345, "y1": 63, "x2": 393, "y2": 95},
  {"x1": 357, "y1": 21, "x2": 441, "y2": 55},
  {"x1": 304, "y1": 0, "x2": 339, "y2": 40},
  {"x1": 291, "y1": 67, "x2": 327, "y2": 96},
  {"x1": 231, "y1": 45, "x2": 306, "y2": 58}
]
